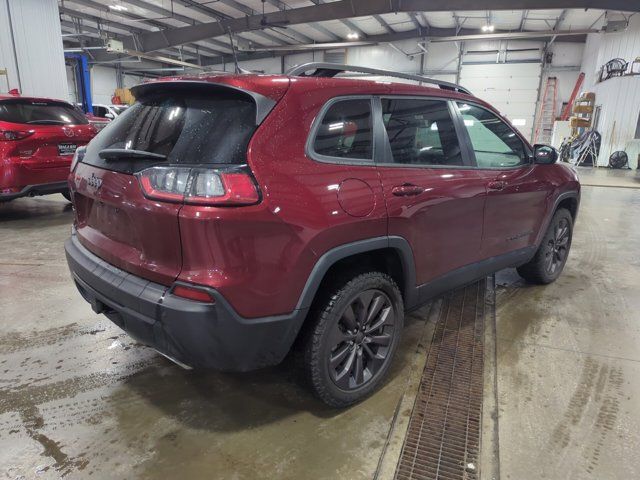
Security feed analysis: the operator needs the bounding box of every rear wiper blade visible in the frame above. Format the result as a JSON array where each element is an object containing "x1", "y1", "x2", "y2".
[{"x1": 98, "y1": 148, "x2": 167, "y2": 161}]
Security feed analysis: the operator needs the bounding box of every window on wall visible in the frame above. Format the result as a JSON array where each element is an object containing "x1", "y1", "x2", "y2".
[
  {"x1": 381, "y1": 98, "x2": 463, "y2": 166},
  {"x1": 457, "y1": 103, "x2": 528, "y2": 168},
  {"x1": 313, "y1": 99, "x2": 372, "y2": 160},
  {"x1": 635, "y1": 111, "x2": 640, "y2": 139}
]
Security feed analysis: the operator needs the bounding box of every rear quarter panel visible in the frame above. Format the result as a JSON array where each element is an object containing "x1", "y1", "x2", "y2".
[{"x1": 178, "y1": 80, "x2": 392, "y2": 318}]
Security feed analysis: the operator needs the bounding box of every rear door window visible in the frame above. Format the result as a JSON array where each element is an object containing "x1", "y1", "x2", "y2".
[
  {"x1": 311, "y1": 98, "x2": 373, "y2": 161},
  {"x1": 381, "y1": 98, "x2": 464, "y2": 166},
  {"x1": 0, "y1": 99, "x2": 88, "y2": 125},
  {"x1": 83, "y1": 90, "x2": 257, "y2": 171}
]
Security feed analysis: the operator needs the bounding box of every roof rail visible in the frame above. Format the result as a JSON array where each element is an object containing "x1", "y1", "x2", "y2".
[{"x1": 286, "y1": 62, "x2": 471, "y2": 95}]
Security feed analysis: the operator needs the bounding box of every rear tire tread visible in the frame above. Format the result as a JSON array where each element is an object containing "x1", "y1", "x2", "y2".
[{"x1": 302, "y1": 271, "x2": 403, "y2": 408}]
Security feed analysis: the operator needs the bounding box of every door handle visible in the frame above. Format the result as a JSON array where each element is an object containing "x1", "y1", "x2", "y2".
[
  {"x1": 487, "y1": 180, "x2": 507, "y2": 191},
  {"x1": 391, "y1": 184, "x2": 425, "y2": 196}
]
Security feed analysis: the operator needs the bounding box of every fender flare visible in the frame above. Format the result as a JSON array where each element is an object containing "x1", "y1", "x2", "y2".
[
  {"x1": 295, "y1": 236, "x2": 418, "y2": 311},
  {"x1": 535, "y1": 190, "x2": 580, "y2": 247}
]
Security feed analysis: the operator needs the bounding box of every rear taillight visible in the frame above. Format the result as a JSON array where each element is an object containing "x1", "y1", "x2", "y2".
[
  {"x1": 136, "y1": 166, "x2": 260, "y2": 206},
  {"x1": 71, "y1": 146, "x2": 86, "y2": 172},
  {"x1": 0, "y1": 129, "x2": 34, "y2": 141}
]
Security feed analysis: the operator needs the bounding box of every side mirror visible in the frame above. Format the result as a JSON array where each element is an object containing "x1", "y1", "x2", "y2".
[
  {"x1": 533, "y1": 144, "x2": 558, "y2": 164},
  {"x1": 104, "y1": 112, "x2": 115, "y2": 119}
]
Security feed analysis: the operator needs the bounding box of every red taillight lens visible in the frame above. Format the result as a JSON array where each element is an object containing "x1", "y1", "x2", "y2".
[
  {"x1": 186, "y1": 170, "x2": 259, "y2": 205},
  {"x1": 0, "y1": 129, "x2": 34, "y2": 141},
  {"x1": 172, "y1": 284, "x2": 215, "y2": 303},
  {"x1": 138, "y1": 166, "x2": 190, "y2": 202},
  {"x1": 136, "y1": 166, "x2": 259, "y2": 206}
]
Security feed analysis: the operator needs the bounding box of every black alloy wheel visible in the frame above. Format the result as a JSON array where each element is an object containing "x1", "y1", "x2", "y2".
[
  {"x1": 327, "y1": 289, "x2": 395, "y2": 390},
  {"x1": 301, "y1": 272, "x2": 404, "y2": 407},
  {"x1": 517, "y1": 208, "x2": 573, "y2": 284},
  {"x1": 544, "y1": 217, "x2": 570, "y2": 276}
]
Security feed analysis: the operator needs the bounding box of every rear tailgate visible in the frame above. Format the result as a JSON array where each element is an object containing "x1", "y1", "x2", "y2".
[
  {"x1": 71, "y1": 162, "x2": 183, "y2": 286},
  {"x1": 70, "y1": 77, "x2": 287, "y2": 286},
  {"x1": 14, "y1": 123, "x2": 95, "y2": 168}
]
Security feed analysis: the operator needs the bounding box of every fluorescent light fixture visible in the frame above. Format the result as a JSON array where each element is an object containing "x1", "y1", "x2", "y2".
[
  {"x1": 511, "y1": 118, "x2": 527, "y2": 126},
  {"x1": 464, "y1": 119, "x2": 475, "y2": 127},
  {"x1": 458, "y1": 104, "x2": 471, "y2": 111},
  {"x1": 328, "y1": 122, "x2": 344, "y2": 131},
  {"x1": 109, "y1": 4, "x2": 128, "y2": 11},
  {"x1": 481, "y1": 25, "x2": 495, "y2": 32},
  {"x1": 347, "y1": 32, "x2": 359, "y2": 40}
]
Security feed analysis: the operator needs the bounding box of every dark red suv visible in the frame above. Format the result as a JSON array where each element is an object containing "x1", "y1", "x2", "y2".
[
  {"x1": 0, "y1": 95, "x2": 96, "y2": 201},
  {"x1": 65, "y1": 64, "x2": 579, "y2": 407}
]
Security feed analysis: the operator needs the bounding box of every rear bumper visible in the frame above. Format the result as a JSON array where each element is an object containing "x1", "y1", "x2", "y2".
[
  {"x1": 64, "y1": 234, "x2": 307, "y2": 371},
  {"x1": 0, "y1": 181, "x2": 68, "y2": 201}
]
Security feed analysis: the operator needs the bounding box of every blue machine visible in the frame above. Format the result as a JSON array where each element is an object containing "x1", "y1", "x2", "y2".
[{"x1": 65, "y1": 53, "x2": 93, "y2": 114}]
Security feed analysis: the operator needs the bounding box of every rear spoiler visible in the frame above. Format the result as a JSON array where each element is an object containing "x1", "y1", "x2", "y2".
[{"x1": 130, "y1": 80, "x2": 277, "y2": 125}]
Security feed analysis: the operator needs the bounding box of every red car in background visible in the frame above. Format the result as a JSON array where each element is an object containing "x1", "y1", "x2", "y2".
[
  {"x1": 0, "y1": 95, "x2": 97, "y2": 202},
  {"x1": 84, "y1": 113, "x2": 110, "y2": 133}
]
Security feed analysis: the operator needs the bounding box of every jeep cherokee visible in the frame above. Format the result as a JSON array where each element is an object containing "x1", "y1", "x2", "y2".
[{"x1": 65, "y1": 64, "x2": 580, "y2": 407}]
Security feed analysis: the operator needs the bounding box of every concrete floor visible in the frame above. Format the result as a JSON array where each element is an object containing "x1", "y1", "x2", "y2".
[
  {"x1": 494, "y1": 173, "x2": 640, "y2": 479},
  {"x1": 1, "y1": 167, "x2": 639, "y2": 479},
  {"x1": 576, "y1": 165, "x2": 640, "y2": 189}
]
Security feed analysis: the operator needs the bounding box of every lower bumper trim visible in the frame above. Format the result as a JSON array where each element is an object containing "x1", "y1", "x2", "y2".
[
  {"x1": 0, "y1": 181, "x2": 68, "y2": 201},
  {"x1": 65, "y1": 234, "x2": 308, "y2": 371}
]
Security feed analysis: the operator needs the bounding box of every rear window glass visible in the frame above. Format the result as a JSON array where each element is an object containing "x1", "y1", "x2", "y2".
[
  {"x1": 0, "y1": 100, "x2": 88, "y2": 125},
  {"x1": 83, "y1": 90, "x2": 257, "y2": 169},
  {"x1": 312, "y1": 99, "x2": 373, "y2": 160}
]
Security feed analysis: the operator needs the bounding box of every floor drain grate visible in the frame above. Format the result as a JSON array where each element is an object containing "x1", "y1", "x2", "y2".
[{"x1": 394, "y1": 280, "x2": 485, "y2": 480}]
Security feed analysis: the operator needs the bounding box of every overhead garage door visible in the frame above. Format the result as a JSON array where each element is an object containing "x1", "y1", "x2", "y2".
[{"x1": 460, "y1": 63, "x2": 542, "y2": 142}]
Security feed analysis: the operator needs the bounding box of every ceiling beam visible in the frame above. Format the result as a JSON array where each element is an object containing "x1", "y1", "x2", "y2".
[
  {"x1": 61, "y1": 24, "x2": 197, "y2": 62},
  {"x1": 165, "y1": 0, "x2": 290, "y2": 47},
  {"x1": 408, "y1": 13, "x2": 423, "y2": 31},
  {"x1": 64, "y1": 0, "x2": 276, "y2": 50},
  {"x1": 247, "y1": 28, "x2": 592, "y2": 51},
  {"x1": 428, "y1": 29, "x2": 593, "y2": 42},
  {"x1": 372, "y1": 14, "x2": 395, "y2": 34},
  {"x1": 116, "y1": 0, "x2": 198, "y2": 25},
  {"x1": 200, "y1": 26, "x2": 589, "y2": 66},
  {"x1": 262, "y1": 0, "x2": 321, "y2": 43},
  {"x1": 519, "y1": 10, "x2": 529, "y2": 31},
  {"x1": 59, "y1": 7, "x2": 230, "y2": 56},
  {"x1": 127, "y1": 0, "x2": 631, "y2": 53},
  {"x1": 310, "y1": 0, "x2": 367, "y2": 39}
]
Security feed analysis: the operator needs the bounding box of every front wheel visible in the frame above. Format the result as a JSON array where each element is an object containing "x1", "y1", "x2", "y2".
[
  {"x1": 302, "y1": 272, "x2": 404, "y2": 408},
  {"x1": 517, "y1": 208, "x2": 573, "y2": 284}
]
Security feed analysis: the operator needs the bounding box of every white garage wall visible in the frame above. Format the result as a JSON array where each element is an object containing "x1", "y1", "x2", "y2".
[
  {"x1": 461, "y1": 62, "x2": 541, "y2": 141},
  {"x1": 66, "y1": 65, "x2": 78, "y2": 103},
  {"x1": 0, "y1": 0, "x2": 67, "y2": 99},
  {"x1": 91, "y1": 66, "x2": 118, "y2": 104},
  {"x1": 581, "y1": 15, "x2": 640, "y2": 167},
  {"x1": 82, "y1": 38, "x2": 582, "y2": 147}
]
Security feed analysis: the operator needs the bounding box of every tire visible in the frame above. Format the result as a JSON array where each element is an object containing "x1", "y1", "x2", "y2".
[
  {"x1": 302, "y1": 272, "x2": 404, "y2": 408},
  {"x1": 61, "y1": 190, "x2": 72, "y2": 202},
  {"x1": 517, "y1": 208, "x2": 573, "y2": 284}
]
